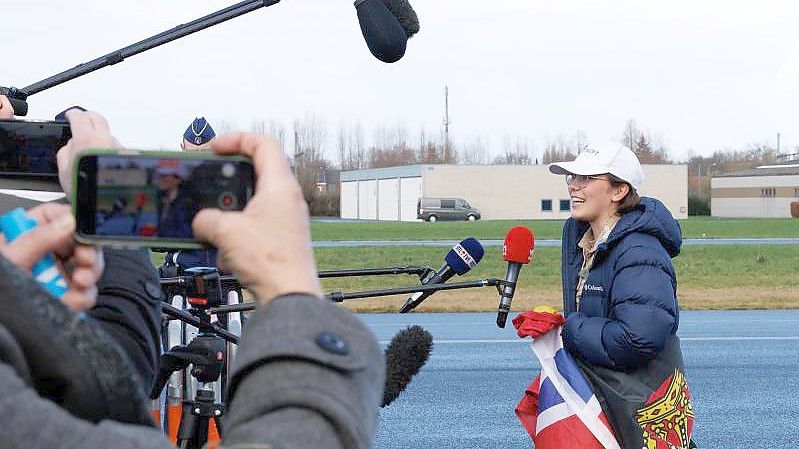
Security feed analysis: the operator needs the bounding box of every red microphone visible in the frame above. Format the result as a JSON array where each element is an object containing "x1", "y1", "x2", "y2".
[{"x1": 497, "y1": 226, "x2": 535, "y2": 328}]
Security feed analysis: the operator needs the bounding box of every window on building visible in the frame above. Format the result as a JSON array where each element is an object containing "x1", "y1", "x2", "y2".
[
  {"x1": 541, "y1": 199, "x2": 553, "y2": 212},
  {"x1": 761, "y1": 188, "x2": 776, "y2": 198},
  {"x1": 560, "y1": 199, "x2": 571, "y2": 211},
  {"x1": 794, "y1": 187, "x2": 799, "y2": 197}
]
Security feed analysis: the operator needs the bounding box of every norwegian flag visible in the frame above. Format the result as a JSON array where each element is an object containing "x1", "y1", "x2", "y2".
[{"x1": 514, "y1": 311, "x2": 620, "y2": 449}]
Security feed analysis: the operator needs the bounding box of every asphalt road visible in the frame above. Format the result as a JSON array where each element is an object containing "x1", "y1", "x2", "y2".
[{"x1": 361, "y1": 311, "x2": 799, "y2": 449}]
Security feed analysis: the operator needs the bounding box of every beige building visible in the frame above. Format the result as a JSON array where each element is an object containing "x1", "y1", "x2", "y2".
[
  {"x1": 711, "y1": 164, "x2": 799, "y2": 218},
  {"x1": 340, "y1": 164, "x2": 688, "y2": 221}
]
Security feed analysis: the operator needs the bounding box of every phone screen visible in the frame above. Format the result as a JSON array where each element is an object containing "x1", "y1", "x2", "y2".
[
  {"x1": 0, "y1": 119, "x2": 71, "y2": 178},
  {"x1": 76, "y1": 153, "x2": 254, "y2": 246}
]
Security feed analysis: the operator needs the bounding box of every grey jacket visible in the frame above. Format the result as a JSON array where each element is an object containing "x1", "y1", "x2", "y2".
[{"x1": 0, "y1": 254, "x2": 385, "y2": 449}]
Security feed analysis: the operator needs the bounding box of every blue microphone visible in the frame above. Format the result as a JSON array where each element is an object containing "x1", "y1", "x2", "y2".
[{"x1": 400, "y1": 237, "x2": 484, "y2": 313}]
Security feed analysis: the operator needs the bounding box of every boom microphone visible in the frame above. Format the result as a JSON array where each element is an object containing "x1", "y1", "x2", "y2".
[
  {"x1": 382, "y1": 325, "x2": 433, "y2": 407},
  {"x1": 354, "y1": 0, "x2": 419, "y2": 63},
  {"x1": 496, "y1": 226, "x2": 535, "y2": 328},
  {"x1": 399, "y1": 237, "x2": 484, "y2": 313}
]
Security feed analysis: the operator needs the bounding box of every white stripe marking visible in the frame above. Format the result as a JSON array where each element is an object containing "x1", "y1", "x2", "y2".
[{"x1": 378, "y1": 336, "x2": 799, "y2": 345}]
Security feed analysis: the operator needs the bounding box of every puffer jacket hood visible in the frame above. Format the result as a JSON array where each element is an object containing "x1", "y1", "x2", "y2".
[{"x1": 604, "y1": 197, "x2": 682, "y2": 258}]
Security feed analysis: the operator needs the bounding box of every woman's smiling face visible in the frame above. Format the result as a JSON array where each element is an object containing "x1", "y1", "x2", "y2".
[{"x1": 566, "y1": 174, "x2": 617, "y2": 222}]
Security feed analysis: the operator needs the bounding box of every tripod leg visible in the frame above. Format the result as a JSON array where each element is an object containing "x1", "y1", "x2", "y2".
[
  {"x1": 193, "y1": 414, "x2": 209, "y2": 449},
  {"x1": 214, "y1": 414, "x2": 224, "y2": 439},
  {"x1": 176, "y1": 403, "x2": 196, "y2": 449}
]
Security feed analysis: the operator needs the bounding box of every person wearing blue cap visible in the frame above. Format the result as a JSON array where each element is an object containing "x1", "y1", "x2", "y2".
[
  {"x1": 180, "y1": 117, "x2": 216, "y2": 151},
  {"x1": 162, "y1": 118, "x2": 219, "y2": 272}
]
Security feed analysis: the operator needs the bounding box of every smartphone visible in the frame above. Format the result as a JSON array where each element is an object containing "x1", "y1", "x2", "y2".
[
  {"x1": 73, "y1": 149, "x2": 255, "y2": 249},
  {"x1": 0, "y1": 119, "x2": 71, "y2": 179}
]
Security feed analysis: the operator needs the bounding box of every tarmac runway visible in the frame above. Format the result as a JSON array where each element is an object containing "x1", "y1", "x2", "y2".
[{"x1": 361, "y1": 310, "x2": 799, "y2": 449}]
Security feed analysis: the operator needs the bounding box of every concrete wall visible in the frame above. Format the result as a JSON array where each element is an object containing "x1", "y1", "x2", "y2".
[
  {"x1": 711, "y1": 174, "x2": 799, "y2": 218},
  {"x1": 422, "y1": 164, "x2": 688, "y2": 220}
]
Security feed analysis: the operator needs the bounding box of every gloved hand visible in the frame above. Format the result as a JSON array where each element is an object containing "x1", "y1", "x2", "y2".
[{"x1": 512, "y1": 305, "x2": 565, "y2": 339}]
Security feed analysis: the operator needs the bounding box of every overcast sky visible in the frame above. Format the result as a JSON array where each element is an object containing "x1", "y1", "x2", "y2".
[{"x1": 3, "y1": 0, "x2": 799, "y2": 162}]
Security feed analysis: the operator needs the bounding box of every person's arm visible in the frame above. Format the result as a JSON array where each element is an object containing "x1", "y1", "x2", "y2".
[
  {"x1": 192, "y1": 132, "x2": 385, "y2": 449},
  {"x1": 0, "y1": 362, "x2": 173, "y2": 449},
  {"x1": 222, "y1": 294, "x2": 384, "y2": 449},
  {"x1": 85, "y1": 248, "x2": 162, "y2": 388},
  {"x1": 562, "y1": 244, "x2": 678, "y2": 370}
]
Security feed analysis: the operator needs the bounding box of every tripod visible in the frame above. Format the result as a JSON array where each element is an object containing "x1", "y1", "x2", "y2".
[{"x1": 152, "y1": 267, "x2": 240, "y2": 449}]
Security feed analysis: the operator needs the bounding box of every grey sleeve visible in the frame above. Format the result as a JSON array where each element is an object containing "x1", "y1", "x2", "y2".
[
  {"x1": 0, "y1": 363, "x2": 173, "y2": 449},
  {"x1": 221, "y1": 294, "x2": 385, "y2": 449}
]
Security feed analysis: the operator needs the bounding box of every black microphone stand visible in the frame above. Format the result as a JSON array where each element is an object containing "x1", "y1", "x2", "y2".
[
  {"x1": 154, "y1": 265, "x2": 509, "y2": 446},
  {"x1": 1, "y1": 0, "x2": 281, "y2": 115}
]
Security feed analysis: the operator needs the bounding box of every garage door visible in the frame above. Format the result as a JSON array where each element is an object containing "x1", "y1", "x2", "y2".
[
  {"x1": 340, "y1": 181, "x2": 358, "y2": 219},
  {"x1": 399, "y1": 177, "x2": 422, "y2": 221},
  {"x1": 378, "y1": 178, "x2": 399, "y2": 221},
  {"x1": 358, "y1": 180, "x2": 377, "y2": 220}
]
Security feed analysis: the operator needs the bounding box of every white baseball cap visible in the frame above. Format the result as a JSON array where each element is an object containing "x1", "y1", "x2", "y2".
[{"x1": 548, "y1": 144, "x2": 644, "y2": 190}]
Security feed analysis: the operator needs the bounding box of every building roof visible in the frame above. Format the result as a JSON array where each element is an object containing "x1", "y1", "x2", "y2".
[{"x1": 714, "y1": 164, "x2": 799, "y2": 178}]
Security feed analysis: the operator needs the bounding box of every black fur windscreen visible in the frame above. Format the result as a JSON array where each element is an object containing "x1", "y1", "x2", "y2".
[
  {"x1": 382, "y1": 0, "x2": 420, "y2": 37},
  {"x1": 382, "y1": 325, "x2": 433, "y2": 407}
]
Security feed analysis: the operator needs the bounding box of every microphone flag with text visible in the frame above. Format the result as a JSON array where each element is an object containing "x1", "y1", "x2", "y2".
[
  {"x1": 496, "y1": 226, "x2": 535, "y2": 328},
  {"x1": 399, "y1": 237, "x2": 484, "y2": 313}
]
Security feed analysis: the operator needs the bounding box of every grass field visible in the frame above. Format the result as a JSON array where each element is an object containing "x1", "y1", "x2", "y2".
[
  {"x1": 309, "y1": 217, "x2": 799, "y2": 241},
  {"x1": 311, "y1": 245, "x2": 799, "y2": 312},
  {"x1": 152, "y1": 245, "x2": 799, "y2": 312}
]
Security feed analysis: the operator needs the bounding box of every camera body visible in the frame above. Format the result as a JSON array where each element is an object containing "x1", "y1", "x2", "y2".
[{"x1": 0, "y1": 119, "x2": 71, "y2": 180}]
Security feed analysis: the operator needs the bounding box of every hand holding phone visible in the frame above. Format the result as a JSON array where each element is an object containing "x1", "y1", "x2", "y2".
[
  {"x1": 58, "y1": 110, "x2": 121, "y2": 195},
  {"x1": 192, "y1": 133, "x2": 322, "y2": 303}
]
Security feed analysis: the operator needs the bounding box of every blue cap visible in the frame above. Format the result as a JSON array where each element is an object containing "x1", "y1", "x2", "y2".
[
  {"x1": 445, "y1": 237, "x2": 485, "y2": 275},
  {"x1": 183, "y1": 117, "x2": 216, "y2": 145}
]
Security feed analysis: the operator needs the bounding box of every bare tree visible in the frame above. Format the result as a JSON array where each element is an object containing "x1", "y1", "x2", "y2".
[
  {"x1": 251, "y1": 119, "x2": 287, "y2": 150},
  {"x1": 459, "y1": 134, "x2": 490, "y2": 164},
  {"x1": 368, "y1": 123, "x2": 417, "y2": 168},
  {"x1": 494, "y1": 134, "x2": 534, "y2": 164},
  {"x1": 292, "y1": 115, "x2": 330, "y2": 205},
  {"x1": 541, "y1": 134, "x2": 576, "y2": 164},
  {"x1": 574, "y1": 130, "x2": 589, "y2": 154},
  {"x1": 620, "y1": 119, "x2": 671, "y2": 163},
  {"x1": 215, "y1": 119, "x2": 237, "y2": 135}
]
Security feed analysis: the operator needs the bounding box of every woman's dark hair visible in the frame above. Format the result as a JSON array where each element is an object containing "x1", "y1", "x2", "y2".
[{"x1": 607, "y1": 174, "x2": 640, "y2": 214}]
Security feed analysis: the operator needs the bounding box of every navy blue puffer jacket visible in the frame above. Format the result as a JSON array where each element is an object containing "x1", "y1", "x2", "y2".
[{"x1": 560, "y1": 197, "x2": 682, "y2": 371}]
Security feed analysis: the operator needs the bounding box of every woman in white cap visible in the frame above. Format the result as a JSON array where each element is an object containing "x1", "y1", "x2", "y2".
[
  {"x1": 548, "y1": 144, "x2": 683, "y2": 369},
  {"x1": 548, "y1": 145, "x2": 695, "y2": 448}
]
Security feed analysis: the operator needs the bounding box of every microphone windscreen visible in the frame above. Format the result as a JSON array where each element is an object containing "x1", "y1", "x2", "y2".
[
  {"x1": 355, "y1": 0, "x2": 408, "y2": 63},
  {"x1": 444, "y1": 237, "x2": 484, "y2": 275},
  {"x1": 382, "y1": 325, "x2": 433, "y2": 407},
  {"x1": 382, "y1": 0, "x2": 419, "y2": 37},
  {"x1": 8, "y1": 97, "x2": 27, "y2": 116},
  {"x1": 503, "y1": 226, "x2": 535, "y2": 264}
]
